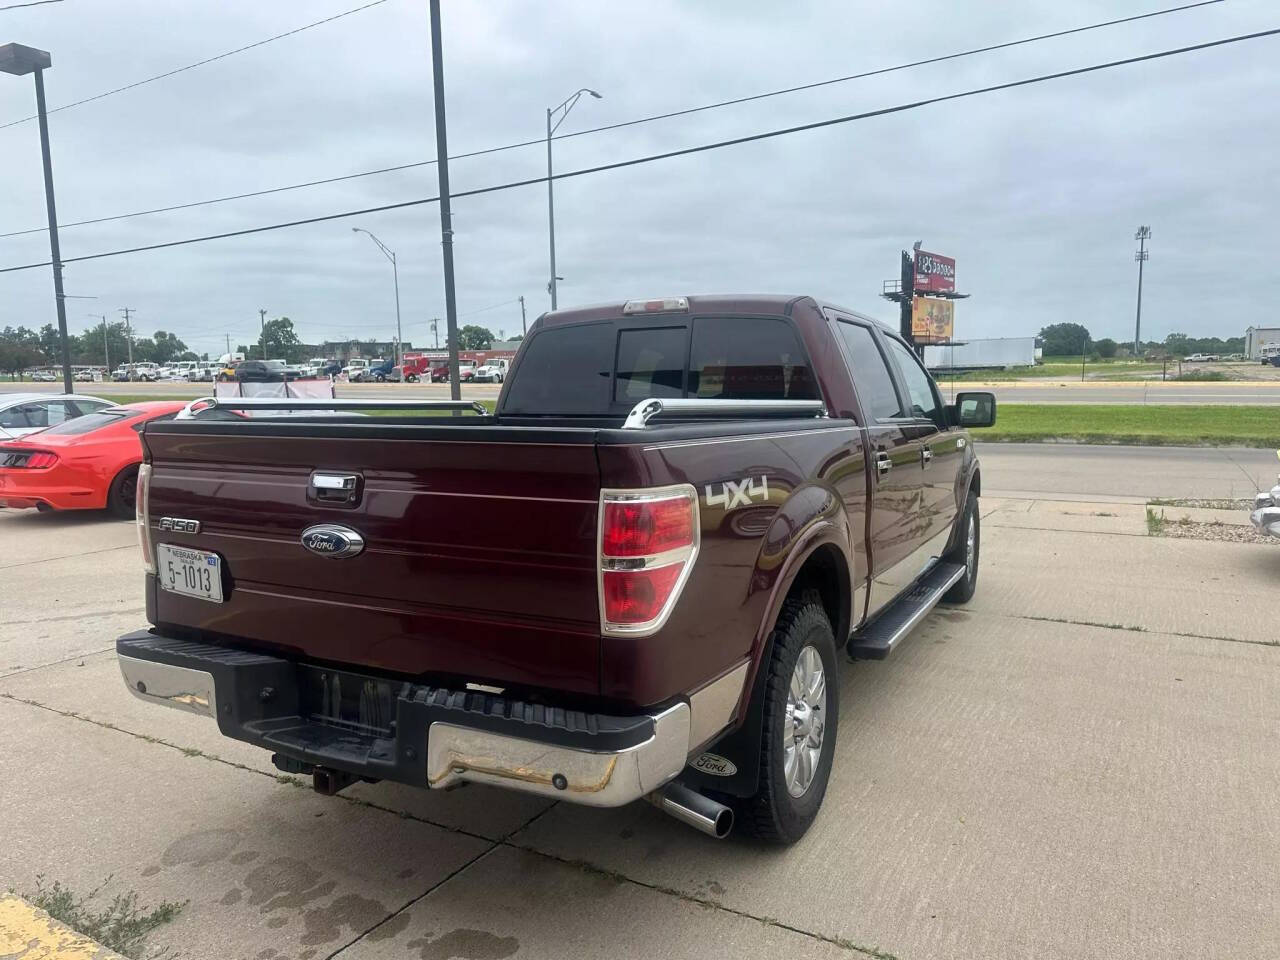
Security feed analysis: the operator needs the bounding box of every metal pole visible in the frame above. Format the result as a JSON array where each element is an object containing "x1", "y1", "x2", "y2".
[
  {"x1": 1133, "y1": 248, "x2": 1145, "y2": 356},
  {"x1": 428, "y1": 0, "x2": 462, "y2": 401},
  {"x1": 32, "y1": 68, "x2": 72, "y2": 394},
  {"x1": 391, "y1": 252, "x2": 403, "y2": 369},
  {"x1": 519, "y1": 295, "x2": 527, "y2": 335},
  {"x1": 547, "y1": 108, "x2": 557, "y2": 311},
  {"x1": 121, "y1": 307, "x2": 134, "y2": 367},
  {"x1": 259, "y1": 308, "x2": 267, "y2": 359},
  {"x1": 1081, "y1": 334, "x2": 1087, "y2": 382},
  {"x1": 899, "y1": 250, "x2": 914, "y2": 346}
]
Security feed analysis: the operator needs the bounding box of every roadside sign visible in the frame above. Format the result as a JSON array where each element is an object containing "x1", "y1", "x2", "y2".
[
  {"x1": 913, "y1": 250, "x2": 956, "y2": 294},
  {"x1": 911, "y1": 296, "x2": 954, "y2": 343}
]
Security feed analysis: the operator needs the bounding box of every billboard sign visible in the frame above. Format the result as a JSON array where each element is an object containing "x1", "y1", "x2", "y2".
[
  {"x1": 912, "y1": 296, "x2": 954, "y2": 344},
  {"x1": 913, "y1": 250, "x2": 956, "y2": 294}
]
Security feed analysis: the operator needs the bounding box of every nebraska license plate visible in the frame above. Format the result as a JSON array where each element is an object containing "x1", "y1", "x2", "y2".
[{"x1": 157, "y1": 544, "x2": 224, "y2": 603}]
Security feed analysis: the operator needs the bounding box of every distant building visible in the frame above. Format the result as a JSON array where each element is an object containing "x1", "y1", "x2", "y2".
[
  {"x1": 317, "y1": 339, "x2": 414, "y2": 362},
  {"x1": 1245, "y1": 326, "x2": 1280, "y2": 360},
  {"x1": 489, "y1": 340, "x2": 524, "y2": 352}
]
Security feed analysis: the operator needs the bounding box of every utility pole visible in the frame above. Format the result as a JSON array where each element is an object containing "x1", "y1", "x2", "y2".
[
  {"x1": 120, "y1": 307, "x2": 135, "y2": 367},
  {"x1": 88, "y1": 314, "x2": 108, "y2": 370},
  {"x1": 1132, "y1": 226, "x2": 1151, "y2": 357},
  {"x1": 224, "y1": 333, "x2": 231, "y2": 357},
  {"x1": 430, "y1": 318, "x2": 439, "y2": 349},
  {"x1": 259, "y1": 308, "x2": 268, "y2": 359},
  {"x1": 428, "y1": 0, "x2": 462, "y2": 400},
  {"x1": 519, "y1": 295, "x2": 527, "y2": 336}
]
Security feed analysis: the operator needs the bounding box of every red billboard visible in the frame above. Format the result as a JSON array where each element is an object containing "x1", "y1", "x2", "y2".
[{"x1": 913, "y1": 250, "x2": 955, "y2": 294}]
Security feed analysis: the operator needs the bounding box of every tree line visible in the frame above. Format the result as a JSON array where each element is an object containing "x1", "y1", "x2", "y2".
[
  {"x1": 1037, "y1": 323, "x2": 1246, "y2": 359},
  {"x1": 0, "y1": 323, "x2": 197, "y2": 377}
]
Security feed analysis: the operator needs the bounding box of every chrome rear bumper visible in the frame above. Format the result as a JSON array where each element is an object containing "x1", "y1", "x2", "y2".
[{"x1": 117, "y1": 631, "x2": 746, "y2": 808}]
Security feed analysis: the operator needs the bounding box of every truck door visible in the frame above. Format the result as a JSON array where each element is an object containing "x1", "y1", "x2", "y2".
[
  {"x1": 880, "y1": 335, "x2": 960, "y2": 575},
  {"x1": 831, "y1": 319, "x2": 932, "y2": 623}
]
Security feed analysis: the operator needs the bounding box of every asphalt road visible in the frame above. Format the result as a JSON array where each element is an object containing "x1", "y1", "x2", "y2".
[
  {"x1": 975, "y1": 442, "x2": 1278, "y2": 501},
  {"x1": 2, "y1": 445, "x2": 1278, "y2": 959},
  {"x1": 3, "y1": 378, "x2": 1278, "y2": 404}
]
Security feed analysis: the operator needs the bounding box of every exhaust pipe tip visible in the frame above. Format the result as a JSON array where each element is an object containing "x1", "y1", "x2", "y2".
[{"x1": 649, "y1": 781, "x2": 734, "y2": 839}]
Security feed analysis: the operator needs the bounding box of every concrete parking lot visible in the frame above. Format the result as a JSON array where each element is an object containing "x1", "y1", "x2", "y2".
[{"x1": 2, "y1": 445, "x2": 1278, "y2": 959}]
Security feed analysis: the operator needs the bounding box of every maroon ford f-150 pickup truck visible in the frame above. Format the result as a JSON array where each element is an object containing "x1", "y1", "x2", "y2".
[{"x1": 118, "y1": 295, "x2": 994, "y2": 843}]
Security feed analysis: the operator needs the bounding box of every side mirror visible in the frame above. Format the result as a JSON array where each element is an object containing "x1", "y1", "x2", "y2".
[{"x1": 948, "y1": 391, "x2": 996, "y2": 428}]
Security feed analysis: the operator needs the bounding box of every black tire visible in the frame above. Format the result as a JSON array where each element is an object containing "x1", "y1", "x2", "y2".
[
  {"x1": 739, "y1": 590, "x2": 839, "y2": 844},
  {"x1": 406, "y1": 374, "x2": 419, "y2": 383},
  {"x1": 107, "y1": 464, "x2": 139, "y2": 520},
  {"x1": 943, "y1": 491, "x2": 979, "y2": 604},
  {"x1": 494, "y1": 373, "x2": 503, "y2": 383}
]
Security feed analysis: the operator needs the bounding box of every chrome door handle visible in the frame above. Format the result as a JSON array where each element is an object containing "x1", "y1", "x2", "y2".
[
  {"x1": 921, "y1": 448, "x2": 933, "y2": 466},
  {"x1": 312, "y1": 472, "x2": 358, "y2": 491},
  {"x1": 876, "y1": 453, "x2": 893, "y2": 475}
]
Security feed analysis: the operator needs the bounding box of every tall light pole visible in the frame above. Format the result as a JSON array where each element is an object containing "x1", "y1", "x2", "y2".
[
  {"x1": 1133, "y1": 225, "x2": 1151, "y2": 357},
  {"x1": 88, "y1": 313, "x2": 108, "y2": 370},
  {"x1": 351, "y1": 228, "x2": 403, "y2": 367},
  {"x1": 546, "y1": 87, "x2": 602, "y2": 311},
  {"x1": 1, "y1": 43, "x2": 73, "y2": 394},
  {"x1": 259, "y1": 308, "x2": 268, "y2": 359}
]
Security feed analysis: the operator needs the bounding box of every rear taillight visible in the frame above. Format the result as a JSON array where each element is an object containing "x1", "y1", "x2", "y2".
[
  {"x1": 598, "y1": 485, "x2": 699, "y2": 636},
  {"x1": 136, "y1": 462, "x2": 154, "y2": 574},
  {"x1": 25, "y1": 451, "x2": 58, "y2": 468}
]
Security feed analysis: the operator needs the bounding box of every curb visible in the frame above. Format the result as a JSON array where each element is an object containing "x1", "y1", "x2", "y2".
[{"x1": 0, "y1": 894, "x2": 126, "y2": 960}]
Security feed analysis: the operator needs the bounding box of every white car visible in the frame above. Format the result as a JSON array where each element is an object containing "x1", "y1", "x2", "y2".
[{"x1": 0, "y1": 393, "x2": 114, "y2": 440}]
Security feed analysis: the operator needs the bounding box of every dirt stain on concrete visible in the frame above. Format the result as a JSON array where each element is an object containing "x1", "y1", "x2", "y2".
[
  {"x1": 265, "y1": 916, "x2": 288, "y2": 929},
  {"x1": 299, "y1": 892, "x2": 388, "y2": 946},
  {"x1": 243, "y1": 856, "x2": 337, "y2": 914},
  {"x1": 220, "y1": 888, "x2": 242, "y2": 906},
  {"x1": 408, "y1": 928, "x2": 519, "y2": 960},
  {"x1": 366, "y1": 910, "x2": 412, "y2": 942},
  {"x1": 396, "y1": 867, "x2": 416, "y2": 880},
  {"x1": 140, "y1": 864, "x2": 161, "y2": 877},
  {"x1": 935, "y1": 610, "x2": 971, "y2": 623},
  {"x1": 230, "y1": 850, "x2": 261, "y2": 865},
  {"x1": 161, "y1": 828, "x2": 241, "y2": 868}
]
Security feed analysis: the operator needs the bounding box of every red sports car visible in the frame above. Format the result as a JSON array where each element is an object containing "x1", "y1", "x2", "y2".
[{"x1": 0, "y1": 400, "x2": 189, "y2": 518}]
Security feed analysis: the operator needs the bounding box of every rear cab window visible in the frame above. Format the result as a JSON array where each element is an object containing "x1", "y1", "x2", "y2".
[{"x1": 503, "y1": 314, "x2": 819, "y2": 417}]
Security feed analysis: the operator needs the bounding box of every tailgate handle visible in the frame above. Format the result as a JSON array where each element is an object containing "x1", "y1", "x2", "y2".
[{"x1": 309, "y1": 471, "x2": 362, "y2": 506}]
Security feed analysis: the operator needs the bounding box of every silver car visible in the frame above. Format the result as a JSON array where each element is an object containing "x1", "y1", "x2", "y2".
[{"x1": 0, "y1": 393, "x2": 114, "y2": 440}]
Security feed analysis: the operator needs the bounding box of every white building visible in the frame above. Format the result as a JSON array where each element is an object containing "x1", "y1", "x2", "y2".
[{"x1": 1245, "y1": 326, "x2": 1280, "y2": 360}]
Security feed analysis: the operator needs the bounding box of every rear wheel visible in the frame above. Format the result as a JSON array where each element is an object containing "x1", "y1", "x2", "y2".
[
  {"x1": 494, "y1": 373, "x2": 503, "y2": 383},
  {"x1": 107, "y1": 464, "x2": 139, "y2": 520},
  {"x1": 739, "y1": 591, "x2": 838, "y2": 844},
  {"x1": 943, "y1": 491, "x2": 979, "y2": 604}
]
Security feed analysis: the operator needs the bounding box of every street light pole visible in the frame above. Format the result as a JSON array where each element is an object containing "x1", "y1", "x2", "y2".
[
  {"x1": 88, "y1": 314, "x2": 108, "y2": 370},
  {"x1": 545, "y1": 87, "x2": 602, "y2": 311},
  {"x1": 351, "y1": 228, "x2": 403, "y2": 368},
  {"x1": 1133, "y1": 225, "x2": 1151, "y2": 357},
  {"x1": 1, "y1": 44, "x2": 73, "y2": 394}
]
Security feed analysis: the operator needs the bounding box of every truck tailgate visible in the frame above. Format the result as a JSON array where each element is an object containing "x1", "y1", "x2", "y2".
[{"x1": 142, "y1": 425, "x2": 603, "y2": 695}]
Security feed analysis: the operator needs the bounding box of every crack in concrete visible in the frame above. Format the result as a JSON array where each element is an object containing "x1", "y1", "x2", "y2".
[
  {"x1": 1013, "y1": 614, "x2": 1278, "y2": 649},
  {"x1": 0, "y1": 646, "x2": 115, "y2": 680},
  {"x1": 0, "y1": 542, "x2": 136, "y2": 569},
  {"x1": 0, "y1": 692, "x2": 898, "y2": 959},
  {"x1": 0, "y1": 608, "x2": 145, "y2": 627}
]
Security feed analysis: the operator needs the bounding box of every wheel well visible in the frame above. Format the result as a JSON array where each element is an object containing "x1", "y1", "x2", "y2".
[
  {"x1": 969, "y1": 466, "x2": 981, "y2": 497},
  {"x1": 785, "y1": 544, "x2": 850, "y2": 642}
]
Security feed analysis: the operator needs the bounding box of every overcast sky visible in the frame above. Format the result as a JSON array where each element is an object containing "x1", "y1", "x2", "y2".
[{"x1": 0, "y1": 0, "x2": 1275, "y2": 356}]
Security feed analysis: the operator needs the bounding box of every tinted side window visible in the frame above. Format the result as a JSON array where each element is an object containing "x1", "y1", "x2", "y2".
[
  {"x1": 835, "y1": 322, "x2": 903, "y2": 420},
  {"x1": 884, "y1": 338, "x2": 941, "y2": 423},
  {"x1": 614, "y1": 326, "x2": 687, "y2": 401},
  {"x1": 501, "y1": 322, "x2": 615, "y2": 415},
  {"x1": 688, "y1": 317, "x2": 817, "y2": 400},
  {"x1": 0, "y1": 404, "x2": 36, "y2": 429}
]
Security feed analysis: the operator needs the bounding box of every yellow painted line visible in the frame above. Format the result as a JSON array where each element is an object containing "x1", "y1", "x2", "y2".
[{"x1": 0, "y1": 894, "x2": 125, "y2": 960}]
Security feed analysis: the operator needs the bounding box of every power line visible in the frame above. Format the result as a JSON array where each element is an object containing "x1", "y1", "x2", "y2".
[
  {"x1": 0, "y1": 0, "x2": 65, "y2": 10},
  {"x1": 0, "y1": 0, "x2": 1229, "y2": 241},
  {"x1": 1, "y1": 24, "x2": 1275, "y2": 277},
  {"x1": 0, "y1": 0, "x2": 387, "y2": 131}
]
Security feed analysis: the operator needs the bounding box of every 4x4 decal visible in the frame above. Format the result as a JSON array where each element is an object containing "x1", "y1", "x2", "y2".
[{"x1": 704, "y1": 475, "x2": 769, "y2": 511}]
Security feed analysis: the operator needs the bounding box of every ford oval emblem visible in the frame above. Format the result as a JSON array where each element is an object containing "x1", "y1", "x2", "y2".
[{"x1": 300, "y1": 524, "x2": 365, "y2": 559}]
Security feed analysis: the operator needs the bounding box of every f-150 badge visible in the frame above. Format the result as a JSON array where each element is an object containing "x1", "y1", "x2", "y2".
[{"x1": 705, "y1": 475, "x2": 769, "y2": 510}]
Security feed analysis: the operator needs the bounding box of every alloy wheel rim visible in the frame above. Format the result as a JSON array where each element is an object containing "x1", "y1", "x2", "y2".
[{"x1": 783, "y1": 644, "x2": 827, "y2": 798}]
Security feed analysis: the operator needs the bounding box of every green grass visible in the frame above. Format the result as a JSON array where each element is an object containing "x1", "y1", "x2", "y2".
[
  {"x1": 940, "y1": 361, "x2": 1166, "y2": 382},
  {"x1": 971, "y1": 404, "x2": 1280, "y2": 448},
  {"x1": 18, "y1": 875, "x2": 186, "y2": 958},
  {"x1": 1146, "y1": 507, "x2": 1167, "y2": 535}
]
